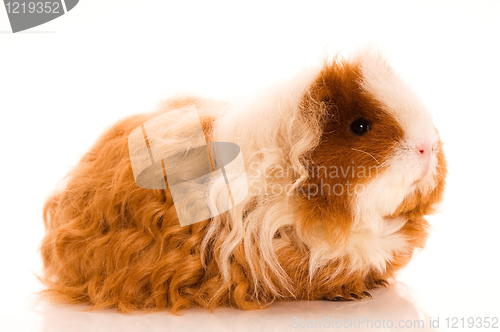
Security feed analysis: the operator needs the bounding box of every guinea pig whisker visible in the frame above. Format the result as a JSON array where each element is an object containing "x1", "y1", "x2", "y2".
[
  {"x1": 392, "y1": 141, "x2": 411, "y2": 152},
  {"x1": 351, "y1": 148, "x2": 381, "y2": 166},
  {"x1": 428, "y1": 175, "x2": 443, "y2": 192},
  {"x1": 392, "y1": 141, "x2": 403, "y2": 149}
]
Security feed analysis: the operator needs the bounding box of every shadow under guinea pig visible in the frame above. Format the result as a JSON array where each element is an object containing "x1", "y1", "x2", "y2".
[{"x1": 34, "y1": 282, "x2": 437, "y2": 332}]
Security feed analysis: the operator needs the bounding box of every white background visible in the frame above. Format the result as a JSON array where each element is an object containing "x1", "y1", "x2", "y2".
[{"x1": 1, "y1": 1, "x2": 499, "y2": 331}]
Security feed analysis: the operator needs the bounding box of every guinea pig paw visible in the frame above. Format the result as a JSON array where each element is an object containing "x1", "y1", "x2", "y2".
[
  {"x1": 350, "y1": 291, "x2": 372, "y2": 300},
  {"x1": 374, "y1": 279, "x2": 389, "y2": 288},
  {"x1": 321, "y1": 291, "x2": 372, "y2": 301},
  {"x1": 361, "y1": 291, "x2": 373, "y2": 299},
  {"x1": 320, "y1": 295, "x2": 349, "y2": 302}
]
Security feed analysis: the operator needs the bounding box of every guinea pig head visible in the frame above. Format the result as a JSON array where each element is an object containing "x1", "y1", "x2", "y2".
[{"x1": 296, "y1": 51, "x2": 447, "y2": 275}]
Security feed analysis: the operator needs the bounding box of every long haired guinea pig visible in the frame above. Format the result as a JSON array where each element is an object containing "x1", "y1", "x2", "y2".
[{"x1": 40, "y1": 49, "x2": 447, "y2": 313}]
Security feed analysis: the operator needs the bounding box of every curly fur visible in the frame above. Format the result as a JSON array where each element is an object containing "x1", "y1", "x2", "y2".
[{"x1": 40, "y1": 50, "x2": 447, "y2": 314}]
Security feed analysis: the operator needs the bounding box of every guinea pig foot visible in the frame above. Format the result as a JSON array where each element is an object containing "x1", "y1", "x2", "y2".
[
  {"x1": 349, "y1": 291, "x2": 372, "y2": 300},
  {"x1": 321, "y1": 291, "x2": 372, "y2": 301},
  {"x1": 361, "y1": 291, "x2": 373, "y2": 299},
  {"x1": 374, "y1": 279, "x2": 389, "y2": 288},
  {"x1": 320, "y1": 295, "x2": 349, "y2": 301},
  {"x1": 349, "y1": 293, "x2": 360, "y2": 300}
]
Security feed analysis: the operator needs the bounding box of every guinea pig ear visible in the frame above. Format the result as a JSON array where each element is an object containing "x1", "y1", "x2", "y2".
[{"x1": 321, "y1": 97, "x2": 333, "y2": 109}]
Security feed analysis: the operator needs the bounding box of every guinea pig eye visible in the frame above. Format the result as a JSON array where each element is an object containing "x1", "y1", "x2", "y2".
[{"x1": 349, "y1": 118, "x2": 371, "y2": 136}]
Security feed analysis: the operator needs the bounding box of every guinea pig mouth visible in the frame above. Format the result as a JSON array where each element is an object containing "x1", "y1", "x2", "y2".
[
  {"x1": 411, "y1": 174, "x2": 425, "y2": 187},
  {"x1": 411, "y1": 172, "x2": 427, "y2": 187},
  {"x1": 412, "y1": 165, "x2": 432, "y2": 187},
  {"x1": 409, "y1": 171, "x2": 432, "y2": 189}
]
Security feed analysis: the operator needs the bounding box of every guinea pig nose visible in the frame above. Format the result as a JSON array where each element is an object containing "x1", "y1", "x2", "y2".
[
  {"x1": 415, "y1": 143, "x2": 431, "y2": 180},
  {"x1": 415, "y1": 143, "x2": 431, "y2": 157}
]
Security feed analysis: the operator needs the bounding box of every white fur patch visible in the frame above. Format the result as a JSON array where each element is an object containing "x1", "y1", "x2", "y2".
[
  {"x1": 356, "y1": 50, "x2": 439, "y2": 153},
  {"x1": 340, "y1": 50, "x2": 441, "y2": 273},
  {"x1": 201, "y1": 67, "x2": 324, "y2": 294}
]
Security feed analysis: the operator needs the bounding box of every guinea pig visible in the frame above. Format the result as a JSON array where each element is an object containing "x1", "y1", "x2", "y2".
[{"x1": 40, "y1": 49, "x2": 447, "y2": 313}]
